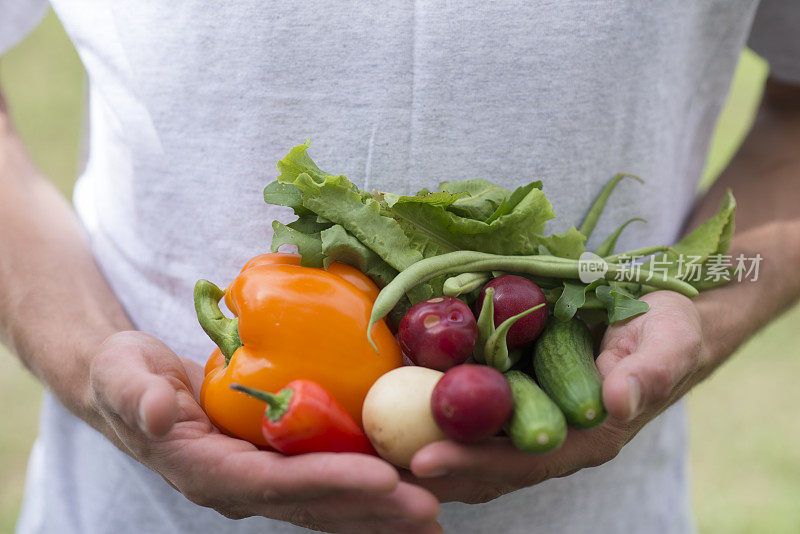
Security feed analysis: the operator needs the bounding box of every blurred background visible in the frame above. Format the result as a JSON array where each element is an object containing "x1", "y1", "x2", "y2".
[{"x1": 0, "y1": 11, "x2": 798, "y2": 534}]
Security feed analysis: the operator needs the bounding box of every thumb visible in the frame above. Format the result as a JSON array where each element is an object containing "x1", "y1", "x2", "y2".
[
  {"x1": 90, "y1": 331, "x2": 181, "y2": 438},
  {"x1": 597, "y1": 319, "x2": 702, "y2": 422}
]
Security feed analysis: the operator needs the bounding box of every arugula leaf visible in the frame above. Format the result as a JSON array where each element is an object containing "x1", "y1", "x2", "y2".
[
  {"x1": 595, "y1": 284, "x2": 649, "y2": 323},
  {"x1": 270, "y1": 220, "x2": 324, "y2": 267},
  {"x1": 554, "y1": 282, "x2": 589, "y2": 322},
  {"x1": 439, "y1": 179, "x2": 511, "y2": 221},
  {"x1": 553, "y1": 280, "x2": 606, "y2": 321}
]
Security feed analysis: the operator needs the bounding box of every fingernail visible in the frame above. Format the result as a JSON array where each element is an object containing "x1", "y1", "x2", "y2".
[
  {"x1": 418, "y1": 468, "x2": 448, "y2": 478},
  {"x1": 626, "y1": 376, "x2": 641, "y2": 421},
  {"x1": 138, "y1": 402, "x2": 150, "y2": 433},
  {"x1": 137, "y1": 393, "x2": 155, "y2": 436}
]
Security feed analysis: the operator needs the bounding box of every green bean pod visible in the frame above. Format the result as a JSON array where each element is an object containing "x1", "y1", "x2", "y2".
[
  {"x1": 367, "y1": 251, "x2": 698, "y2": 350},
  {"x1": 604, "y1": 245, "x2": 677, "y2": 263},
  {"x1": 442, "y1": 272, "x2": 491, "y2": 297}
]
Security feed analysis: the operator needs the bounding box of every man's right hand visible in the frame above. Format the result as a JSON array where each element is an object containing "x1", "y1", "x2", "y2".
[{"x1": 87, "y1": 331, "x2": 441, "y2": 533}]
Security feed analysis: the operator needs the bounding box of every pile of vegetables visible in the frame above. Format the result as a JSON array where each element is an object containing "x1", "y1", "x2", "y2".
[{"x1": 194, "y1": 143, "x2": 736, "y2": 465}]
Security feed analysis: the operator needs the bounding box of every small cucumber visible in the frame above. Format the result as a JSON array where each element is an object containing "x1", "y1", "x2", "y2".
[
  {"x1": 533, "y1": 318, "x2": 606, "y2": 429},
  {"x1": 504, "y1": 370, "x2": 567, "y2": 453}
]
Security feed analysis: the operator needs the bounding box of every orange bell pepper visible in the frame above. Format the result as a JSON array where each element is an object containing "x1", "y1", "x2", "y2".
[{"x1": 194, "y1": 253, "x2": 402, "y2": 447}]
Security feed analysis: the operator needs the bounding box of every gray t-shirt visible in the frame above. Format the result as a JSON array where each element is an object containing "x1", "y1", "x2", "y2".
[{"x1": 2, "y1": 1, "x2": 799, "y2": 533}]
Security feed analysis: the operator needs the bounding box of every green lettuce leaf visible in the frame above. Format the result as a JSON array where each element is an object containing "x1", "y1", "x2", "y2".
[
  {"x1": 276, "y1": 142, "x2": 335, "y2": 184},
  {"x1": 439, "y1": 179, "x2": 511, "y2": 221},
  {"x1": 275, "y1": 145, "x2": 423, "y2": 271},
  {"x1": 286, "y1": 215, "x2": 333, "y2": 234},
  {"x1": 381, "y1": 189, "x2": 463, "y2": 209},
  {"x1": 263, "y1": 181, "x2": 312, "y2": 216},
  {"x1": 484, "y1": 181, "x2": 544, "y2": 224},
  {"x1": 270, "y1": 220, "x2": 324, "y2": 267},
  {"x1": 388, "y1": 184, "x2": 555, "y2": 257},
  {"x1": 319, "y1": 224, "x2": 398, "y2": 287},
  {"x1": 536, "y1": 226, "x2": 587, "y2": 260}
]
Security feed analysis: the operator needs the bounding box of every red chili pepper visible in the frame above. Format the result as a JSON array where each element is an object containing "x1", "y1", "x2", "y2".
[{"x1": 231, "y1": 380, "x2": 377, "y2": 456}]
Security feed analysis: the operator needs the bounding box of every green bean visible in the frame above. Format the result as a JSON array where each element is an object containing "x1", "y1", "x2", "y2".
[
  {"x1": 367, "y1": 251, "x2": 698, "y2": 349},
  {"x1": 443, "y1": 272, "x2": 491, "y2": 297},
  {"x1": 593, "y1": 217, "x2": 646, "y2": 257},
  {"x1": 579, "y1": 173, "x2": 642, "y2": 239},
  {"x1": 604, "y1": 245, "x2": 676, "y2": 263}
]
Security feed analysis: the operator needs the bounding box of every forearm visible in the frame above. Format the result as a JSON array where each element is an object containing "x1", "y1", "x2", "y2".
[
  {"x1": 689, "y1": 79, "x2": 800, "y2": 374},
  {"x1": 0, "y1": 89, "x2": 132, "y2": 423}
]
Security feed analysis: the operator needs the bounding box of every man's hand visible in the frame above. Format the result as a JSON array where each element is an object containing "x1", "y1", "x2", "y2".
[
  {"x1": 404, "y1": 291, "x2": 705, "y2": 503},
  {"x1": 402, "y1": 80, "x2": 800, "y2": 505},
  {"x1": 88, "y1": 331, "x2": 441, "y2": 533}
]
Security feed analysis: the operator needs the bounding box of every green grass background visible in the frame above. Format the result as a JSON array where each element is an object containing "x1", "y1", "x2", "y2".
[{"x1": 1, "y1": 11, "x2": 798, "y2": 534}]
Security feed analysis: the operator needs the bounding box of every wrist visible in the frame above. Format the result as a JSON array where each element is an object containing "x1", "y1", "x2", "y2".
[
  {"x1": 12, "y1": 318, "x2": 133, "y2": 427},
  {"x1": 71, "y1": 327, "x2": 133, "y2": 425},
  {"x1": 693, "y1": 219, "x2": 800, "y2": 375}
]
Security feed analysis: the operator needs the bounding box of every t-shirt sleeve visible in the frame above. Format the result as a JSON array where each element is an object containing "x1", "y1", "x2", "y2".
[
  {"x1": 0, "y1": 0, "x2": 49, "y2": 56},
  {"x1": 748, "y1": 0, "x2": 800, "y2": 83}
]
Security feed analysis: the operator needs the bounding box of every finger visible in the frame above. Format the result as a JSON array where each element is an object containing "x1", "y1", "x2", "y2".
[
  {"x1": 284, "y1": 482, "x2": 440, "y2": 525},
  {"x1": 599, "y1": 321, "x2": 701, "y2": 422},
  {"x1": 409, "y1": 425, "x2": 628, "y2": 489},
  {"x1": 358, "y1": 519, "x2": 443, "y2": 534},
  {"x1": 165, "y1": 446, "x2": 439, "y2": 528},
  {"x1": 179, "y1": 356, "x2": 205, "y2": 402},
  {"x1": 90, "y1": 333, "x2": 181, "y2": 437},
  {"x1": 257, "y1": 452, "x2": 403, "y2": 500},
  {"x1": 410, "y1": 438, "x2": 544, "y2": 485},
  {"x1": 166, "y1": 441, "x2": 403, "y2": 506},
  {"x1": 217, "y1": 479, "x2": 440, "y2": 530},
  {"x1": 138, "y1": 378, "x2": 180, "y2": 436},
  {"x1": 400, "y1": 471, "x2": 513, "y2": 504},
  {"x1": 330, "y1": 519, "x2": 442, "y2": 534}
]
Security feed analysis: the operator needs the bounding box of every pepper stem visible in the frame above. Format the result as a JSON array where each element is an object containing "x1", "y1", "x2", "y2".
[
  {"x1": 230, "y1": 384, "x2": 294, "y2": 422},
  {"x1": 194, "y1": 279, "x2": 242, "y2": 363}
]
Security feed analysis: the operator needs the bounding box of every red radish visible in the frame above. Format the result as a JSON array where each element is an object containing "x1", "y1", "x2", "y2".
[
  {"x1": 397, "y1": 297, "x2": 477, "y2": 371},
  {"x1": 475, "y1": 275, "x2": 548, "y2": 350},
  {"x1": 431, "y1": 364, "x2": 513, "y2": 443}
]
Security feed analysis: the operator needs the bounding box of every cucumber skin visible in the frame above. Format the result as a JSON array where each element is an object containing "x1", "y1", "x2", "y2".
[
  {"x1": 504, "y1": 371, "x2": 567, "y2": 454},
  {"x1": 533, "y1": 318, "x2": 607, "y2": 429}
]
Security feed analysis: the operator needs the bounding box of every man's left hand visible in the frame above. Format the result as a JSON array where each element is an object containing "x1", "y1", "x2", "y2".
[{"x1": 405, "y1": 290, "x2": 708, "y2": 504}]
